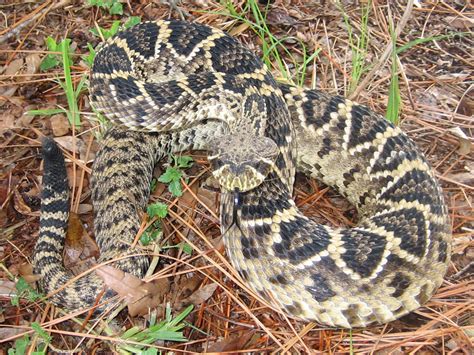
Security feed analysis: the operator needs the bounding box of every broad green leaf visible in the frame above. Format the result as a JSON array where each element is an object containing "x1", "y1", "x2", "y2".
[
  {"x1": 168, "y1": 179, "x2": 183, "y2": 197},
  {"x1": 158, "y1": 167, "x2": 182, "y2": 184},
  {"x1": 147, "y1": 202, "x2": 168, "y2": 219}
]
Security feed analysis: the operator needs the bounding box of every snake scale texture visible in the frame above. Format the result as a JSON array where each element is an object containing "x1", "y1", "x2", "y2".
[{"x1": 34, "y1": 20, "x2": 451, "y2": 328}]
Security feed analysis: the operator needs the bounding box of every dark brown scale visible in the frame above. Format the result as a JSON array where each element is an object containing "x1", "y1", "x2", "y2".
[
  {"x1": 117, "y1": 21, "x2": 161, "y2": 59},
  {"x1": 389, "y1": 272, "x2": 412, "y2": 298},
  {"x1": 306, "y1": 273, "x2": 336, "y2": 302},
  {"x1": 340, "y1": 229, "x2": 387, "y2": 278},
  {"x1": 167, "y1": 21, "x2": 213, "y2": 56}
]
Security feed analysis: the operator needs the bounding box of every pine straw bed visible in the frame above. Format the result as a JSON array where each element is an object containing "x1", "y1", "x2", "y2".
[{"x1": 0, "y1": 1, "x2": 472, "y2": 353}]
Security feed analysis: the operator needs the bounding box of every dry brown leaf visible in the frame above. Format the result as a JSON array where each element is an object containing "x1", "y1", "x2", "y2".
[
  {"x1": 0, "y1": 327, "x2": 25, "y2": 341},
  {"x1": 0, "y1": 58, "x2": 24, "y2": 103},
  {"x1": 197, "y1": 186, "x2": 219, "y2": 211},
  {"x1": 13, "y1": 189, "x2": 38, "y2": 216},
  {"x1": 444, "y1": 16, "x2": 474, "y2": 29},
  {"x1": 24, "y1": 53, "x2": 41, "y2": 80},
  {"x1": 179, "y1": 181, "x2": 199, "y2": 209},
  {"x1": 127, "y1": 278, "x2": 170, "y2": 317},
  {"x1": 207, "y1": 331, "x2": 256, "y2": 352},
  {"x1": 266, "y1": 8, "x2": 298, "y2": 26},
  {"x1": 50, "y1": 114, "x2": 70, "y2": 137},
  {"x1": 173, "y1": 274, "x2": 202, "y2": 302},
  {"x1": 181, "y1": 283, "x2": 218, "y2": 306},
  {"x1": 53, "y1": 136, "x2": 82, "y2": 154},
  {"x1": 3, "y1": 58, "x2": 23, "y2": 76},
  {"x1": 95, "y1": 265, "x2": 170, "y2": 317},
  {"x1": 64, "y1": 213, "x2": 99, "y2": 274},
  {"x1": 0, "y1": 280, "x2": 16, "y2": 298},
  {"x1": 17, "y1": 262, "x2": 40, "y2": 283},
  {"x1": 77, "y1": 203, "x2": 93, "y2": 214},
  {"x1": 445, "y1": 172, "x2": 474, "y2": 186},
  {"x1": 457, "y1": 89, "x2": 473, "y2": 116}
]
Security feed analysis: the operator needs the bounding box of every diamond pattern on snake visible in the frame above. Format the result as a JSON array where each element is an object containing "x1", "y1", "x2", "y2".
[{"x1": 35, "y1": 20, "x2": 450, "y2": 328}]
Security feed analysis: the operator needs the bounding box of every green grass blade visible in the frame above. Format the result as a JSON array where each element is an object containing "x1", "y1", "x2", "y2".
[
  {"x1": 60, "y1": 39, "x2": 80, "y2": 126},
  {"x1": 396, "y1": 32, "x2": 468, "y2": 55},
  {"x1": 27, "y1": 108, "x2": 66, "y2": 116},
  {"x1": 386, "y1": 23, "x2": 401, "y2": 124}
]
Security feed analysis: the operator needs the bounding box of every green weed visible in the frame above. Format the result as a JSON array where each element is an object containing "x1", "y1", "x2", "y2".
[
  {"x1": 31, "y1": 37, "x2": 88, "y2": 126},
  {"x1": 337, "y1": 0, "x2": 371, "y2": 95},
  {"x1": 91, "y1": 16, "x2": 141, "y2": 40},
  {"x1": 10, "y1": 277, "x2": 42, "y2": 306},
  {"x1": 219, "y1": 0, "x2": 320, "y2": 85},
  {"x1": 7, "y1": 323, "x2": 51, "y2": 355},
  {"x1": 87, "y1": 0, "x2": 123, "y2": 15},
  {"x1": 118, "y1": 304, "x2": 193, "y2": 353},
  {"x1": 39, "y1": 37, "x2": 73, "y2": 71},
  {"x1": 158, "y1": 155, "x2": 194, "y2": 198}
]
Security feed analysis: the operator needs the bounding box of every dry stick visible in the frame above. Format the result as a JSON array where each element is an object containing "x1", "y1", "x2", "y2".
[
  {"x1": 0, "y1": 1, "x2": 51, "y2": 43},
  {"x1": 349, "y1": 0, "x2": 414, "y2": 101},
  {"x1": 0, "y1": 0, "x2": 72, "y2": 52}
]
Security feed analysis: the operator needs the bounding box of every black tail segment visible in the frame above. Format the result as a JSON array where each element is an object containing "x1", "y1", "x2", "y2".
[
  {"x1": 33, "y1": 137, "x2": 71, "y2": 305},
  {"x1": 40, "y1": 137, "x2": 69, "y2": 217},
  {"x1": 34, "y1": 137, "x2": 104, "y2": 311}
]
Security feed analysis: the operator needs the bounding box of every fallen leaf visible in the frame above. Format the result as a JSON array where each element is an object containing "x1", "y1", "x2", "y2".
[
  {"x1": 53, "y1": 136, "x2": 82, "y2": 154},
  {"x1": 181, "y1": 283, "x2": 218, "y2": 306},
  {"x1": 444, "y1": 16, "x2": 474, "y2": 29},
  {"x1": 3, "y1": 58, "x2": 24, "y2": 76},
  {"x1": 95, "y1": 265, "x2": 170, "y2": 317},
  {"x1": 77, "y1": 203, "x2": 93, "y2": 214},
  {"x1": 0, "y1": 328, "x2": 25, "y2": 341},
  {"x1": 50, "y1": 114, "x2": 70, "y2": 137},
  {"x1": 13, "y1": 189, "x2": 38, "y2": 216},
  {"x1": 445, "y1": 172, "x2": 474, "y2": 186},
  {"x1": 64, "y1": 213, "x2": 99, "y2": 274},
  {"x1": 266, "y1": 8, "x2": 298, "y2": 26},
  {"x1": 24, "y1": 53, "x2": 42, "y2": 80},
  {"x1": 207, "y1": 331, "x2": 256, "y2": 352},
  {"x1": 196, "y1": 186, "x2": 219, "y2": 212},
  {"x1": 0, "y1": 280, "x2": 16, "y2": 298},
  {"x1": 456, "y1": 88, "x2": 473, "y2": 116}
]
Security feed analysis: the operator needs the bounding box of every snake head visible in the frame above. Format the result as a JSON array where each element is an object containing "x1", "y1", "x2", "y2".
[{"x1": 208, "y1": 133, "x2": 279, "y2": 192}]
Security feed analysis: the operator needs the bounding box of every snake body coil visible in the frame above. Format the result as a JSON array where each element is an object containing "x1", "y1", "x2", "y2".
[{"x1": 35, "y1": 20, "x2": 451, "y2": 328}]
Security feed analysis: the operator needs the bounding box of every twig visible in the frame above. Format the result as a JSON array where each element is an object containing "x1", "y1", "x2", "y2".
[{"x1": 0, "y1": 0, "x2": 71, "y2": 45}]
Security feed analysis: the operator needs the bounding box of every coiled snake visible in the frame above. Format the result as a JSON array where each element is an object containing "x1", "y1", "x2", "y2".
[{"x1": 35, "y1": 20, "x2": 451, "y2": 328}]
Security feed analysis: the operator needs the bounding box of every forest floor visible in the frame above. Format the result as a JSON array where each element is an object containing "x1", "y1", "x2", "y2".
[{"x1": 1, "y1": 1, "x2": 473, "y2": 353}]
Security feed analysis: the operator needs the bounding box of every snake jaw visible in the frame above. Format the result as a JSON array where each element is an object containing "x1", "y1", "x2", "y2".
[{"x1": 208, "y1": 133, "x2": 279, "y2": 192}]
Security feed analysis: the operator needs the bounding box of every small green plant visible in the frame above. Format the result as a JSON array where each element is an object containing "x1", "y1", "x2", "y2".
[
  {"x1": 147, "y1": 202, "x2": 169, "y2": 219},
  {"x1": 31, "y1": 37, "x2": 88, "y2": 126},
  {"x1": 40, "y1": 37, "x2": 74, "y2": 71},
  {"x1": 31, "y1": 322, "x2": 52, "y2": 345},
  {"x1": 220, "y1": 0, "x2": 320, "y2": 85},
  {"x1": 162, "y1": 242, "x2": 193, "y2": 256},
  {"x1": 140, "y1": 202, "x2": 168, "y2": 245},
  {"x1": 82, "y1": 43, "x2": 96, "y2": 67},
  {"x1": 91, "y1": 16, "x2": 141, "y2": 40},
  {"x1": 91, "y1": 20, "x2": 121, "y2": 40},
  {"x1": 337, "y1": 0, "x2": 371, "y2": 94},
  {"x1": 8, "y1": 335, "x2": 30, "y2": 355},
  {"x1": 158, "y1": 155, "x2": 194, "y2": 197},
  {"x1": 118, "y1": 304, "x2": 193, "y2": 353},
  {"x1": 8, "y1": 323, "x2": 51, "y2": 355},
  {"x1": 87, "y1": 0, "x2": 123, "y2": 15},
  {"x1": 11, "y1": 277, "x2": 42, "y2": 306}
]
